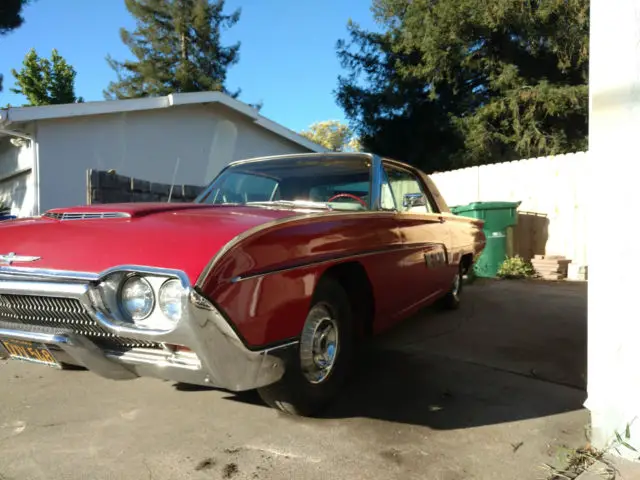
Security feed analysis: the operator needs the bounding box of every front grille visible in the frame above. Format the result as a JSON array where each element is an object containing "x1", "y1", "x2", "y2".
[
  {"x1": 0, "y1": 293, "x2": 162, "y2": 350},
  {"x1": 44, "y1": 212, "x2": 130, "y2": 220}
]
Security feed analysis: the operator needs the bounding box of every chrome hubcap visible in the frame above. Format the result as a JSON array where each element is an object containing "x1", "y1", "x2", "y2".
[
  {"x1": 452, "y1": 271, "x2": 461, "y2": 297},
  {"x1": 300, "y1": 305, "x2": 339, "y2": 384}
]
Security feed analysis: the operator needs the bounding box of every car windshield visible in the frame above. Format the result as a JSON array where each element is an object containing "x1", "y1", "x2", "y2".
[{"x1": 195, "y1": 155, "x2": 372, "y2": 211}]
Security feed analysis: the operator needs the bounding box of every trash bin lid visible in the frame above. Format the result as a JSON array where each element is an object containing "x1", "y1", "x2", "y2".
[{"x1": 451, "y1": 201, "x2": 521, "y2": 213}]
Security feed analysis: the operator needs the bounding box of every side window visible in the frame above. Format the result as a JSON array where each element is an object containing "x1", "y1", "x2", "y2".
[{"x1": 384, "y1": 165, "x2": 436, "y2": 214}]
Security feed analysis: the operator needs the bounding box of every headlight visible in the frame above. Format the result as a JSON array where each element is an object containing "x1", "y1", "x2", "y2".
[
  {"x1": 119, "y1": 276, "x2": 155, "y2": 321},
  {"x1": 158, "y1": 279, "x2": 184, "y2": 323}
]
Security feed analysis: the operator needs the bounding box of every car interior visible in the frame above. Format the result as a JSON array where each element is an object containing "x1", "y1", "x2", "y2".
[
  {"x1": 201, "y1": 157, "x2": 373, "y2": 211},
  {"x1": 198, "y1": 156, "x2": 435, "y2": 213}
]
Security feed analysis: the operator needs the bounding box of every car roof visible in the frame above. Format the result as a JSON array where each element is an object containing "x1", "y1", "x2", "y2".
[
  {"x1": 227, "y1": 151, "x2": 419, "y2": 174},
  {"x1": 227, "y1": 151, "x2": 370, "y2": 166}
]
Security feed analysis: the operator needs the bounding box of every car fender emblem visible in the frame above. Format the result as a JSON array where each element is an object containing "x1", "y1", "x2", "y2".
[{"x1": 0, "y1": 252, "x2": 41, "y2": 265}]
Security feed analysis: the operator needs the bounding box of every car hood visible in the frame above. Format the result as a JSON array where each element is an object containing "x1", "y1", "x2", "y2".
[{"x1": 0, "y1": 203, "x2": 303, "y2": 284}]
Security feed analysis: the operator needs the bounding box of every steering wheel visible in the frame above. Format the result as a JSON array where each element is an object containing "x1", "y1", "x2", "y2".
[{"x1": 327, "y1": 193, "x2": 368, "y2": 208}]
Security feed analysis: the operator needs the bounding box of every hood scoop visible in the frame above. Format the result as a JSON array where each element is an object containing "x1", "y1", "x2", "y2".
[
  {"x1": 43, "y1": 211, "x2": 131, "y2": 221},
  {"x1": 42, "y1": 202, "x2": 213, "y2": 220}
]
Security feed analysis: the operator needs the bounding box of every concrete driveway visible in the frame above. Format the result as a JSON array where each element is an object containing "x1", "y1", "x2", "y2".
[{"x1": 0, "y1": 279, "x2": 588, "y2": 480}]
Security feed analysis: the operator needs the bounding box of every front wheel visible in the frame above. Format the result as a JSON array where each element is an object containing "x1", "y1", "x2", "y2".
[{"x1": 257, "y1": 277, "x2": 354, "y2": 416}]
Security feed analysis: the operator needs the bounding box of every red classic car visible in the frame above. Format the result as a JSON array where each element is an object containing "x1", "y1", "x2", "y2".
[{"x1": 0, "y1": 153, "x2": 485, "y2": 416}]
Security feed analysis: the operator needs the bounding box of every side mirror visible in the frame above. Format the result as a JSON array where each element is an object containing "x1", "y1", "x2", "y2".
[{"x1": 403, "y1": 193, "x2": 427, "y2": 208}]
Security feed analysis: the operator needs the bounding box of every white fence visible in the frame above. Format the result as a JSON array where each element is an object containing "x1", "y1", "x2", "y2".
[{"x1": 430, "y1": 151, "x2": 588, "y2": 266}]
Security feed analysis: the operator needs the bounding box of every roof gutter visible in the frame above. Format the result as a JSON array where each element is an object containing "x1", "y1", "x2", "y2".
[
  {"x1": 0, "y1": 128, "x2": 33, "y2": 141},
  {"x1": 0, "y1": 92, "x2": 261, "y2": 124}
]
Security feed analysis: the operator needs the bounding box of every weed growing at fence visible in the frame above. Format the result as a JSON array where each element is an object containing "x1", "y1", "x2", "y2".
[{"x1": 497, "y1": 255, "x2": 535, "y2": 279}]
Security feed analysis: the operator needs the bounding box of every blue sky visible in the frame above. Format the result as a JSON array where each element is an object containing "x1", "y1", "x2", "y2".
[{"x1": 0, "y1": 0, "x2": 379, "y2": 132}]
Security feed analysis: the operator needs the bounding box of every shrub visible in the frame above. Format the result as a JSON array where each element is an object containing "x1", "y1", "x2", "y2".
[{"x1": 497, "y1": 255, "x2": 535, "y2": 279}]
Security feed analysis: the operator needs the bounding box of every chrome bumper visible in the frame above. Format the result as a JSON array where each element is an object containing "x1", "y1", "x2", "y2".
[{"x1": 0, "y1": 268, "x2": 297, "y2": 392}]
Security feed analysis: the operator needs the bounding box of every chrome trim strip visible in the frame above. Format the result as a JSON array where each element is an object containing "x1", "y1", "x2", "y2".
[
  {"x1": 0, "y1": 266, "x2": 99, "y2": 282},
  {"x1": 370, "y1": 154, "x2": 383, "y2": 211},
  {"x1": 218, "y1": 152, "x2": 421, "y2": 179},
  {"x1": 0, "y1": 329, "x2": 70, "y2": 345},
  {"x1": 105, "y1": 348, "x2": 202, "y2": 371},
  {"x1": 229, "y1": 241, "x2": 446, "y2": 283},
  {"x1": 0, "y1": 280, "x2": 88, "y2": 297},
  {"x1": 227, "y1": 151, "x2": 375, "y2": 168}
]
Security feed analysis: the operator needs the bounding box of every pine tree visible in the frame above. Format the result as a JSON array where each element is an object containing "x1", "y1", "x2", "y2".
[
  {"x1": 104, "y1": 0, "x2": 241, "y2": 100},
  {"x1": 336, "y1": 0, "x2": 589, "y2": 171},
  {"x1": 0, "y1": 0, "x2": 30, "y2": 34},
  {"x1": 0, "y1": 0, "x2": 32, "y2": 92},
  {"x1": 10, "y1": 48, "x2": 83, "y2": 106}
]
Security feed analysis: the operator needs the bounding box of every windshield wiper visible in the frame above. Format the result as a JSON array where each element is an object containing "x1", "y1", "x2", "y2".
[{"x1": 245, "y1": 200, "x2": 332, "y2": 211}]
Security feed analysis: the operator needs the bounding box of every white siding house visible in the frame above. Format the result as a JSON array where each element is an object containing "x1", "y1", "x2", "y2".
[{"x1": 0, "y1": 91, "x2": 325, "y2": 217}]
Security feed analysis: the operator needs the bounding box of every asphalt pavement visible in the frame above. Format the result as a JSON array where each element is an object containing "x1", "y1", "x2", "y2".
[{"x1": 0, "y1": 279, "x2": 589, "y2": 480}]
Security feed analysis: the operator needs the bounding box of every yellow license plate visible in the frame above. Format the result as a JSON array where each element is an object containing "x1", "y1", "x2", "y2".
[{"x1": 1, "y1": 339, "x2": 59, "y2": 367}]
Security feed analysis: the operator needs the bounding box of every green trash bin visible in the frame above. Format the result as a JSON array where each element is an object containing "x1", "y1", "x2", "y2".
[{"x1": 450, "y1": 201, "x2": 521, "y2": 278}]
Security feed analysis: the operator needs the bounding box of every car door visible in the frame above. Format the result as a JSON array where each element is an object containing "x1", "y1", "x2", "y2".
[{"x1": 382, "y1": 162, "x2": 452, "y2": 309}]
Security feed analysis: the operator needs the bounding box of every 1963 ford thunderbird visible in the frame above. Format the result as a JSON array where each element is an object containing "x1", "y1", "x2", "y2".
[{"x1": 0, "y1": 152, "x2": 485, "y2": 416}]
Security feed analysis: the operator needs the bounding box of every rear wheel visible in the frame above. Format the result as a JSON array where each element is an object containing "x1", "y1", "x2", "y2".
[
  {"x1": 440, "y1": 263, "x2": 463, "y2": 310},
  {"x1": 257, "y1": 277, "x2": 354, "y2": 416}
]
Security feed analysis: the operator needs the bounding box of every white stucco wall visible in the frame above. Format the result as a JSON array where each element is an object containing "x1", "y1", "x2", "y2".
[
  {"x1": 34, "y1": 103, "x2": 312, "y2": 211},
  {"x1": 585, "y1": 0, "x2": 640, "y2": 459},
  {"x1": 0, "y1": 137, "x2": 35, "y2": 217}
]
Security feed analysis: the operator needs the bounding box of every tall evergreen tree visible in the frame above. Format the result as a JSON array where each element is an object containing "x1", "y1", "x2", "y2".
[
  {"x1": 0, "y1": 0, "x2": 30, "y2": 34},
  {"x1": 11, "y1": 48, "x2": 83, "y2": 106},
  {"x1": 0, "y1": 0, "x2": 32, "y2": 92},
  {"x1": 104, "y1": 0, "x2": 241, "y2": 100},
  {"x1": 336, "y1": 0, "x2": 589, "y2": 172}
]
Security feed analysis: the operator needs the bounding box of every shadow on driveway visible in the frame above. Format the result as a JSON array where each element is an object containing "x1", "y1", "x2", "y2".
[{"x1": 219, "y1": 279, "x2": 587, "y2": 430}]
